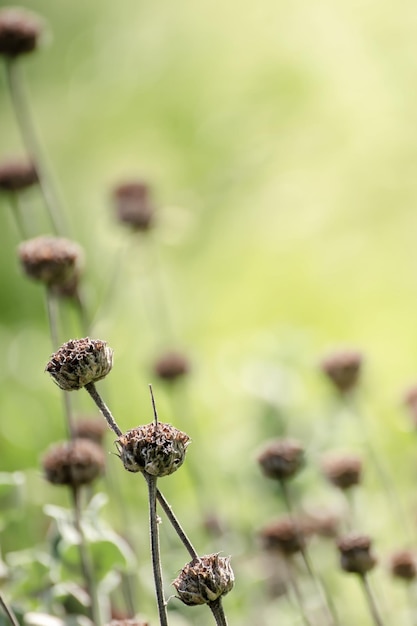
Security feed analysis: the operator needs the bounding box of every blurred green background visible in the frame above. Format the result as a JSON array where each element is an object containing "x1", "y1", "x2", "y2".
[{"x1": 2, "y1": 0, "x2": 417, "y2": 624}]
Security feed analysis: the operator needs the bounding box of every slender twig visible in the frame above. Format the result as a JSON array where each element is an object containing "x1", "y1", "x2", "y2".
[
  {"x1": 0, "y1": 592, "x2": 19, "y2": 626},
  {"x1": 71, "y1": 485, "x2": 102, "y2": 626},
  {"x1": 145, "y1": 473, "x2": 169, "y2": 626},
  {"x1": 8, "y1": 192, "x2": 29, "y2": 239},
  {"x1": 360, "y1": 574, "x2": 385, "y2": 626},
  {"x1": 4, "y1": 59, "x2": 65, "y2": 236},
  {"x1": 84, "y1": 382, "x2": 122, "y2": 437},
  {"x1": 208, "y1": 597, "x2": 228, "y2": 626},
  {"x1": 155, "y1": 487, "x2": 198, "y2": 559}
]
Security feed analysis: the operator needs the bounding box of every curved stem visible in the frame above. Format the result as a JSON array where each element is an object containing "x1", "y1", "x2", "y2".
[
  {"x1": 360, "y1": 574, "x2": 385, "y2": 626},
  {"x1": 84, "y1": 382, "x2": 122, "y2": 437},
  {"x1": 0, "y1": 592, "x2": 19, "y2": 626},
  {"x1": 155, "y1": 487, "x2": 198, "y2": 559},
  {"x1": 145, "y1": 473, "x2": 169, "y2": 626},
  {"x1": 208, "y1": 597, "x2": 228, "y2": 626}
]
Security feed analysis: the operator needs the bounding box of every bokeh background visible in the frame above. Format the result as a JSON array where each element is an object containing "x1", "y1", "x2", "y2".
[{"x1": 2, "y1": 1, "x2": 417, "y2": 624}]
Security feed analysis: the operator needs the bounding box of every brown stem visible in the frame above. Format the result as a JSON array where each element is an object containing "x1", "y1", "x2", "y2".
[
  {"x1": 208, "y1": 597, "x2": 228, "y2": 626},
  {"x1": 84, "y1": 382, "x2": 123, "y2": 437},
  {"x1": 0, "y1": 593, "x2": 19, "y2": 626},
  {"x1": 145, "y1": 473, "x2": 169, "y2": 626},
  {"x1": 360, "y1": 574, "x2": 385, "y2": 626},
  {"x1": 155, "y1": 487, "x2": 198, "y2": 559}
]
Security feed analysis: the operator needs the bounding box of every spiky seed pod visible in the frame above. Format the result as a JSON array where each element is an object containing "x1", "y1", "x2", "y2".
[
  {"x1": 112, "y1": 181, "x2": 154, "y2": 231},
  {"x1": 18, "y1": 236, "x2": 83, "y2": 289},
  {"x1": 257, "y1": 438, "x2": 304, "y2": 482},
  {"x1": 45, "y1": 337, "x2": 114, "y2": 391},
  {"x1": 116, "y1": 422, "x2": 190, "y2": 477},
  {"x1": 153, "y1": 351, "x2": 190, "y2": 382},
  {"x1": 321, "y1": 453, "x2": 363, "y2": 490},
  {"x1": 0, "y1": 8, "x2": 42, "y2": 57},
  {"x1": 0, "y1": 158, "x2": 38, "y2": 191},
  {"x1": 259, "y1": 516, "x2": 305, "y2": 556},
  {"x1": 42, "y1": 439, "x2": 105, "y2": 487},
  {"x1": 320, "y1": 349, "x2": 363, "y2": 393},
  {"x1": 73, "y1": 417, "x2": 108, "y2": 445},
  {"x1": 389, "y1": 550, "x2": 417, "y2": 581},
  {"x1": 337, "y1": 533, "x2": 376, "y2": 575},
  {"x1": 173, "y1": 554, "x2": 234, "y2": 606}
]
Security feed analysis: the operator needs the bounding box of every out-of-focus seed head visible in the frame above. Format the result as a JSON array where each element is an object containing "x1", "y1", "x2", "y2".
[
  {"x1": 42, "y1": 439, "x2": 105, "y2": 488},
  {"x1": 302, "y1": 508, "x2": 341, "y2": 539},
  {"x1": 0, "y1": 157, "x2": 38, "y2": 191},
  {"x1": 173, "y1": 554, "x2": 234, "y2": 606},
  {"x1": 45, "y1": 337, "x2": 114, "y2": 391},
  {"x1": 389, "y1": 549, "x2": 417, "y2": 581},
  {"x1": 337, "y1": 533, "x2": 376, "y2": 575},
  {"x1": 259, "y1": 516, "x2": 305, "y2": 556},
  {"x1": 321, "y1": 453, "x2": 363, "y2": 490},
  {"x1": 0, "y1": 8, "x2": 42, "y2": 57},
  {"x1": 112, "y1": 181, "x2": 154, "y2": 231},
  {"x1": 257, "y1": 438, "x2": 304, "y2": 482},
  {"x1": 74, "y1": 416, "x2": 108, "y2": 445},
  {"x1": 18, "y1": 236, "x2": 83, "y2": 289},
  {"x1": 403, "y1": 385, "x2": 417, "y2": 409},
  {"x1": 320, "y1": 349, "x2": 363, "y2": 393},
  {"x1": 153, "y1": 351, "x2": 190, "y2": 382},
  {"x1": 116, "y1": 422, "x2": 190, "y2": 477}
]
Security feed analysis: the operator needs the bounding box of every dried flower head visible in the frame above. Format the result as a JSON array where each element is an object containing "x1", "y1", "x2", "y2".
[
  {"x1": 173, "y1": 554, "x2": 234, "y2": 606},
  {"x1": 302, "y1": 508, "x2": 341, "y2": 539},
  {"x1": 112, "y1": 181, "x2": 154, "y2": 231},
  {"x1": 321, "y1": 453, "x2": 363, "y2": 490},
  {"x1": 337, "y1": 533, "x2": 376, "y2": 575},
  {"x1": 42, "y1": 439, "x2": 105, "y2": 487},
  {"x1": 18, "y1": 236, "x2": 83, "y2": 289},
  {"x1": 389, "y1": 549, "x2": 417, "y2": 581},
  {"x1": 257, "y1": 438, "x2": 304, "y2": 482},
  {"x1": 0, "y1": 8, "x2": 42, "y2": 57},
  {"x1": 116, "y1": 422, "x2": 190, "y2": 477},
  {"x1": 45, "y1": 337, "x2": 113, "y2": 391},
  {"x1": 403, "y1": 385, "x2": 417, "y2": 409},
  {"x1": 0, "y1": 157, "x2": 38, "y2": 191},
  {"x1": 259, "y1": 516, "x2": 305, "y2": 556},
  {"x1": 74, "y1": 417, "x2": 108, "y2": 445},
  {"x1": 153, "y1": 351, "x2": 190, "y2": 382},
  {"x1": 320, "y1": 349, "x2": 363, "y2": 393}
]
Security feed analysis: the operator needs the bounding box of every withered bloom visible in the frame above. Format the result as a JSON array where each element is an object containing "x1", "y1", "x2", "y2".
[
  {"x1": 259, "y1": 516, "x2": 305, "y2": 556},
  {"x1": 116, "y1": 422, "x2": 190, "y2": 477},
  {"x1": 45, "y1": 337, "x2": 113, "y2": 391},
  {"x1": 73, "y1": 417, "x2": 108, "y2": 445},
  {"x1": 337, "y1": 533, "x2": 376, "y2": 575},
  {"x1": 257, "y1": 438, "x2": 304, "y2": 482},
  {"x1": 389, "y1": 549, "x2": 417, "y2": 581},
  {"x1": 173, "y1": 554, "x2": 234, "y2": 606},
  {"x1": 18, "y1": 236, "x2": 83, "y2": 289},
  {"x1": 0, "y1": 8, "x2": 42, "y2": 57},
  {"x1": 321, "y1": 453, "x2": 362, "y2": 490},
  {"x1": 112, "y1": 181, "x2": 154, "y2": 231},
  {"x1": 320, "y1": 349, "x2": 363, "y2": 393},
  {"x1": 0, "y1": 157, "x2": 38, "y2": 191},
  {"x1": 153, "y1": 351, "x2": 190, "y2": 382},
  {"x1": 42, "y1": 439, "x2": 105, "y2": 487}
]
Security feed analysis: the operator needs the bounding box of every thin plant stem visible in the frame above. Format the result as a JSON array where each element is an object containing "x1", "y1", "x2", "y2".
[
  {"x1": 71, "y1": 485, "x2": 102, "y2": 626},
  {"x1": 8, "y1": 192, "x2": 29, "y2": 239},
  {"x1": 84, "y1": 382, "x2": 123, "y2": 437},
  {"x1": 208, "y1": 597, "x2": 228, "y2": 626},
  {"x1": 0, "y1": 592, "x2": 19, "y2": 626},
  {"x1": 360, "y1": 574, "x2": 385, "y2": 626},
  {"x1": 5, "y1": 59, "x2": 65, "y2": 236},
  {"x1": 283, "y1": 557, "x2": 313, "y2": 626},
  {"x1": 145, "y1": 472, "x2": 169, "y2": 626},
  {"x1": 155, "y1": 487, "x2": 198, "y2": 559}
]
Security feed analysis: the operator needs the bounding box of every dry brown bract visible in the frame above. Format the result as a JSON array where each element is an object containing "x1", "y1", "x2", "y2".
[
  {"x1": 0, "y1": 8, "x2": 42, "y2": 57},
  {"x1": 42, "y1": 439, "x2": 105, "y2": 487},
  {"x1": 116, "y1": 422, "x2": 191, "y2": 477},
  {"x1": 173, "y1": 554, "x2": 234, "y2": 606}
]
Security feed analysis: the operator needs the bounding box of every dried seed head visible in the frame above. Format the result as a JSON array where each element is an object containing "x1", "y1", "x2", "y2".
[
  {"x1": 337, "y1": 533, "x2": 376, "y2": 575},
  {"x1": 259, "y1": 516, "x2": 305, "y2": 556},
  {"x1": 173, "y1": 554, "x2": 234, "y2": 606},
  {"x1": 153, "y1": 351, "x2": 190, "y2": 382},
  {"x1": 116, "y1": 422, "x2": 190, "y2": 477},
  {"x1": 302, "y1": 508, "x2": 341, "y2": 539},
  {"x1": 257, "y1": 438, "x2": 304, "y2": 482},
  {"x1": 45, "y1": 337, "x2": 114, "y2": 391},
  {"x1": 0, "y1": 157, "x2": 38, "y2": 191},
  {"x1": 320, "y1": 349, "x2": 363, "y2": 393},
  {"x1": 321, "y1": 453, "x2": 363, "y2": 490},
  {"x1": 73, "y1": 417, "x2": 108, "y2": 445},
  {"x1": 42, "y1": 439, "x2": 105, "y2": 487},
  {"x1": 18, "y1": 236, "x2": 83, "y2": 289},
  {"x1": 112, "y1": 181, "x2": 154, "y2": 231},
  {"x1": 0, "y1": 8, "x2": 42, "y2": 57},
  {"x1": 389, "y1": 550, "x2": 417, "y2": 581}
]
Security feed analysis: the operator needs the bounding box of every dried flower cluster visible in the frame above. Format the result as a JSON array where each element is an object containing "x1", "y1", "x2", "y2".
[
  {"x1": 42, "y1": 439, "x2": 105, "y2": 487},
  {"x1": 173, "y1": 554, "x2": 234, "y2": 606},
  {"x1": 18, "y1": 236, "x2": 83, "y2": 289},
  {"x1": 337, "y1": 533, "x2": 376, "y2": 575},
  {"x1": 0, "y1": 7, "x2": 42, "y2": 57},
  {"x1": 112, "y1": 181, "x2": 154, "y2": 231},
  {"x1": 320, "y1": 349, "x2": 362, "y2": 393},
  {"x1": 321, "y1": 453, "x2": 363, "y2": 490},
  {"x1": 153, "y1": 351, "x2": 190, "y2": 382},
  {"x1": 257, "y1": 438, "x2": 304, "y2": 482},
  {"x1": 0, "y1": 157, "x2": 38, "y2": 191},
  {"x1": 259, "y1": 516, "x2": 305, "y2": 556}
]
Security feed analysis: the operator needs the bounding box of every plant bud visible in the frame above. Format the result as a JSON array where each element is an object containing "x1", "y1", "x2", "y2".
[
  {"x1": 173, "y1": 554, "x2": 234, "y2": 606},
  {"x1": 0, "y1": 8, "x2": 42, "y2": 57},
  {"x1": 0, "y1": 157, "x2": 38, "y2": 191},
  {"x1": 257, "y1": 438, "x2": 304, "y2": 482},
  {"x1": 45, "y1": 337, "x2": 113, "y2": 391},
  {"x1": 18, "y1": 236, "x2": 83, "y2": 289},
  {"x1": 42, "y1": 439, "x2": 105, "y2": 487},
  {"x1": 116, "y1": 422, "x2": 190, "y2": 477},
  {"x1": 337, "y1": 533, "x2": 376, "y2": 575}
]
